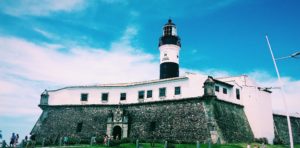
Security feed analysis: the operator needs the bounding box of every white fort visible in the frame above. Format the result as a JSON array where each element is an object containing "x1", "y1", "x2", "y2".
[{"x1": 41, "y1": 19, "x2": 275, "y2": 143}]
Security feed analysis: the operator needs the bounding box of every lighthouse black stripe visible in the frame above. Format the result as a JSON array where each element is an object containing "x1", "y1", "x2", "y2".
[
  {"x1": 160, "y1": 62, "x2": 179, "y2": 79},
  {"x1": 159, "y1": 36, "x2": 181, "y2": 47}
]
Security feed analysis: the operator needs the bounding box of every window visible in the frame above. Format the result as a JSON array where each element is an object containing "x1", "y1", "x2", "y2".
[
  {"x1": 215, "y1": 86, "x2": 219, "y2": 92},
  {"x1": 236, "y1": 89, "x2": 240, "y2": 100},
  {"x1": 120, "y1": 93, "x2": 126, "y2": 101},
  {"x1": 150, "y1": 121, "x2": 156, "y2": 131},
  {"x1": 138, "y1": 91, "x2": 145, "y2": 99},
  {"x1": 147, "y1": 90, "x2": 152, "y2": 98},
  {"x1": 223, "y1": 88, "x2": 227, "y2": 94},
  {"x1": 175, "y1": 86, "x2": 181, "y2": 95},
  {"x1": 76, "y1": 122, "x2": 83, "y2": 133},
  {"x1": 102, "y1": 93, "x2": 109, "y2": 101},
  {"x1": 81, "y1": 93, "x2": 88, "y2": 101},
  {"x1": 159, "y1": 87, "x2": 166, "y2": 97}
]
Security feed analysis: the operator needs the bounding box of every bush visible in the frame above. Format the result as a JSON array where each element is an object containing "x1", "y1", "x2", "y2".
[
  {"x1": 273, "y1": 136, "x2": 284, "y2": 145},
  {"x1": 139, "y1": 139, "x2": 146, "y2": 143},
  {"x1": 166, "y1": 139, "x2": 177, "y2": 144},
  {"x1": 79, "y1": 138, "x2": 90, "y2": 144},
  {"x1": 68, "y1": 137, "x2": 80, "y2": 145},
  {"x1": 120, "y1": 138, "x2": 131, "y2": 144},
  {"x1": 35, "y1": 141, "x2": 42, "y2": 146},
  {"x1": 96, "y1": 137, "x2": 104, "y2": 144},
  {"x1": 109, "y1": 139, "x2": 121, "y2": 146},
  {"x1": 254, "y1": 137, "x2": 268, "y2": 144},
  {"x1": 43, "y1": 138, "x2": 54, "y2": 146}
]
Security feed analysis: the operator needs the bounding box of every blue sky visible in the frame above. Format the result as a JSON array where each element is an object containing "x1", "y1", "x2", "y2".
[{"x1": 0, "y1": 0, "x2": 300, "y2": 142}]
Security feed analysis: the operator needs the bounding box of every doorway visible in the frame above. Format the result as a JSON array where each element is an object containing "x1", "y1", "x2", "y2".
[{"x1": 112, "y1": 125, "x2": 122, "y2": 140}]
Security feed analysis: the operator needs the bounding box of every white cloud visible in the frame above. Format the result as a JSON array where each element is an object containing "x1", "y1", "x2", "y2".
[
  {"x1": 34, "y1": 28, "x2": 58, "y2": 40},
  {"x1": 0, "y1": 26, "x2": 158, "y2": 117},
  {"x1": 0, "y1": 78, "x2": 42, "y2": 117},
  {"x1": 0, "y1": 25, "x2": 156, "y2": 141},
  {"x1": 0, "y1": 0, "x2": 86, "y2": 16}
]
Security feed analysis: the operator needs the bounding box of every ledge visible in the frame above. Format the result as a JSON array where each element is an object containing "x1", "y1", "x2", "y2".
[{"x1": 39, "y1": 96, "x2": 244, "y2": 108}]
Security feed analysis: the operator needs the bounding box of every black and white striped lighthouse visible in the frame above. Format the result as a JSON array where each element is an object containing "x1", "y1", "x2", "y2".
[{"x1": 159, "y1": 19, "x2": 181, "y2": 79}]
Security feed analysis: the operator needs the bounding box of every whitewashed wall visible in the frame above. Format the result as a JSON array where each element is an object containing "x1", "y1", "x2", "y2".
[
  {"x1": 47, "y1": 73, "x2": 207, "y2": 105},
  {"x1": 218, "y1": 76, "x2": 275, "y2": 144},
  {"x1": 214, "y1": 83, "x2": 243, "y2": 106}
]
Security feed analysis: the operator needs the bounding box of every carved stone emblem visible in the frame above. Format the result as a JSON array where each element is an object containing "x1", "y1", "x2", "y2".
[{"x1": 114, "y1": 108, "x2": 122, "y2": 122}]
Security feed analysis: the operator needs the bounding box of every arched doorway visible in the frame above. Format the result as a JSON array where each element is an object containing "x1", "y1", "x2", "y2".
[{"x1": 112, "y1": 126, "x2": 122, "y2": 140}]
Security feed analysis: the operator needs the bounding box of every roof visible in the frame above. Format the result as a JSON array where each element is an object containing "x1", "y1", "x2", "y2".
[
  {"x1": 48, "y1": 76, "x2": 188, "y2": 92},
  {"x1": 273, "y1": 110, "x2": 300, "y2": 118},
  {"x1": 213, "y1": 78, "x2": 234, "y2": 87},
  {"x1": 165, "y1": 19, "x2": 175, "y2": 26}
]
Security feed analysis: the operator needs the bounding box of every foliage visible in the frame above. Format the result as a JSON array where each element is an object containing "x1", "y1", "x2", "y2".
[
  {"x1": 68, "y1": 137, "x2": 80, "y2": 145},
  {"x1": 120, "y1": 138, "x2": 131, "y2": 144},
  {"x1": 109, "y1": 139, "x2": 121, "y2": 146},
  {"x1": 254, "y1": 137, "x2": 268, "y2": 144},
  {"x1": 96, "y1": 137, "x2": 104, "y2": 144},
  {"x1": 273, "y1": 136, "x2": 284, "y2": 145},
  {"x1": 80, "y1": 138, "x2": 91, "y2": 144}
]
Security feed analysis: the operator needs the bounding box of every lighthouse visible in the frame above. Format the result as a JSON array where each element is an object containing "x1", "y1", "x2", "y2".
[{"x1": 159, "y1": 19, "x2": 181, "y2": 79}]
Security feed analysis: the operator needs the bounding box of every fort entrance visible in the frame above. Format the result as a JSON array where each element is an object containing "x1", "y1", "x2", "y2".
[
  {"x1": 113, "y1": 125, "x2": 122, "y2": 140},
  {"x1": 106, "y1": 107, "x2": 129, "y2": 139}
]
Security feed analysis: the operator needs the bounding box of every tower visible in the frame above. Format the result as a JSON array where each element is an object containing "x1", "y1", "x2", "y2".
[{"x1": 159, "y1": 19, "x2": 181, "y2": 79}]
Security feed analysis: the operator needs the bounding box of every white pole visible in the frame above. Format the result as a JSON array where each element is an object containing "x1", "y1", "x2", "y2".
[{"x1": 266, "y1": 35, "x2": 294, "y2": 148}]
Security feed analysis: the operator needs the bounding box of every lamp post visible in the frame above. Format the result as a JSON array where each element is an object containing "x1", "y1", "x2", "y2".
[{"x1": 266, "y1": 35, "x2": 300, "y2": 148}]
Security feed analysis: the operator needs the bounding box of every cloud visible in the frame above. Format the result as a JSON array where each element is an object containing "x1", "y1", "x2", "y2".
[
  {"x1": 34, "y1": 28, "x2": 58, "y2": 40},
  {"x1": 0, "y1": 77, "x2": 42, "y2": 117},
  {"x1": 0, "y1": 0, "x2": 86, "y2": 16},
  {"x1": 0, "y1": 26, "x2": 159, "y2": 117}
]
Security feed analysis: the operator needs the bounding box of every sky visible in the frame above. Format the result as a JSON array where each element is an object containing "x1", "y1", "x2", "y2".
[{"x1": 0, "y1": 0, "x2": 300, "y2": 142}]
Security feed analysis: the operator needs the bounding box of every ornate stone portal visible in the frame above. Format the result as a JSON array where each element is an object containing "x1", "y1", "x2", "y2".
[{"x1": 106, "y1": 107, "x2": 129, "y2": 139}]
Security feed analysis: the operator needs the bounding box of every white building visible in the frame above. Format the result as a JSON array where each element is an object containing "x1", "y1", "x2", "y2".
[{"x1": 39, "y1": 19, "x2": 275, "y2": 143}]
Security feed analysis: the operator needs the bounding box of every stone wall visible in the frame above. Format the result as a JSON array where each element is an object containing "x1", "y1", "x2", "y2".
[
  {"x1": 273, "y1": 114, "x2": 300, "y2": 144},
  {"x1": 31, "y1": 97, "x2": 254, "y2": 144},
  {"x1": 204, "y1": 98, "x2": 254, "y2": 143},
  {"x1": 124, "y1": 98, "x2": 210, "y2": 142}
]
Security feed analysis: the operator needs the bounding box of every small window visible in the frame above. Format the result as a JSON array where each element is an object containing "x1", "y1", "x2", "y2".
[
  {"x1": 81, "y1": 93, "x2": 88, "y2": 101},
  {"x1": 215, "y1": 86, "x2": 219, "y2": 92},
  {"x1": 175, "y1": 86, "x2": 181, "y2": 95},
  {"x1": 150, "y1": 121, "x2": 156, "y2": 131},
  {"x1": 76, "y1": 122, "x2": 83, "y2": 133},
  {"x1": 102, "y1": 93, "x2": 109, "y2": 101},
  {"x1": 159, "y1": 87, "x2": 166, "y2": 97},
  {"x1": 236, "y1": 89, "x2": 240, "y2": 100},
  {"x1": 138, "y1": 91, "x2": 145, "y2": 99},
  {"x1": 120, "y1": 93, "x2": 126, "y2": 101},
  {"x1": 147, "y1": 90, "x2": 152, "y2": 98},
  {"x1": 223, "y1": 88, "x2": 227, "y2": 94}
]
